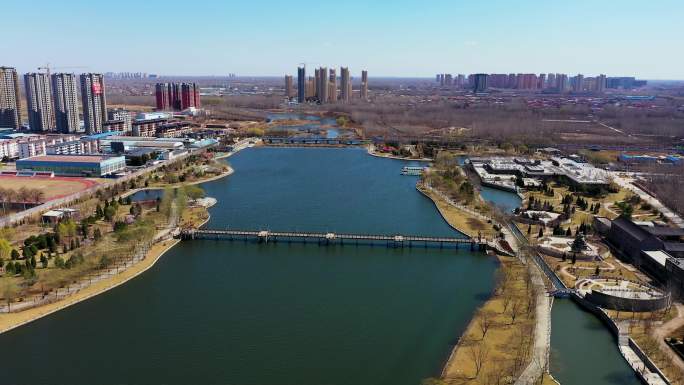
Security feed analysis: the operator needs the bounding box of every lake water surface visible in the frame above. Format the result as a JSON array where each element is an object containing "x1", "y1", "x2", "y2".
[{"x1": 0, "y1": 147, "x2": 496, "y2": 385}]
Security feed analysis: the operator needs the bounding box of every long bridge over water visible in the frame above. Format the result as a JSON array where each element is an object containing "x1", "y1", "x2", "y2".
[{"x1": 179, "y1": 229, "x2": 490, "y2": 251}]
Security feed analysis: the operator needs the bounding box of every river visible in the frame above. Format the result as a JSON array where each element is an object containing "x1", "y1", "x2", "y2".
[
  {"x1": 0, "y1": 147, "x2": 495, "y2": 385},
  {"x1": 479, "y1": 183, "x2": 641, "y2": 385},
  {"x1": 0, "y1": 147, "x2": 641, "y2": 385}
]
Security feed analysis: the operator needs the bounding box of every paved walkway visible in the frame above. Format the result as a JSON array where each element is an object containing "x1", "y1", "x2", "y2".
[
  {"x1": 501, "y1": 222, "x2": 553, "y2": 385},
  {"x1": 514, "y1": 254, "x2": 552, "y2": 385},
  {"x1": 617, "y1": 321, "x2": 669, "y2": 385},
  {"x1": 612, "y1": 174, "x2": 684, "y2": 228}
]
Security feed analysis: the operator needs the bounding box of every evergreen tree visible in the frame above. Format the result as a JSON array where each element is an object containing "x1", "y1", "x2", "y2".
[
  {"x1": 48, "y1": 237, "x2": 57, "y2": 253},
  {"x1": 10, "y1": 249, "x2": 19, "y2": 260},
  {"x1": 23, "y1": 246, "x2": 33, "y2": 259},
  {"x1": 565, "y1": 227, "x2": 572, "y2": 236},
  {"x1": 538, "y1": 227, "x2": 544, "y2": 238}
]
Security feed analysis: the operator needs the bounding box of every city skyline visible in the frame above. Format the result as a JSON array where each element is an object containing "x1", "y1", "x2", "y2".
[{"x1": 1, "y1": 0, "x2": 682, "y2": 79}]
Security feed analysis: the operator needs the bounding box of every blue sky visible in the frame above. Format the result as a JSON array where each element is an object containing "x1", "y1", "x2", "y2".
[{"x1": 2, "y1": 0, "x2": 683, "y2": 79}]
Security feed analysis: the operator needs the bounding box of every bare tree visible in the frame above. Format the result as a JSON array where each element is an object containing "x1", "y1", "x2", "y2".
[
  {"x1": 502, "y1": 291, "x2": 513, "y2": 314},
  {"x1": 478, "y1": 310, "x2": 495, "y2": 340},
  {"x1": 467, "y1": 344, "x2": 490, "y2": 378},
  {"x1": 509, "y1": 298, "x2": 523, "y2": 324}
]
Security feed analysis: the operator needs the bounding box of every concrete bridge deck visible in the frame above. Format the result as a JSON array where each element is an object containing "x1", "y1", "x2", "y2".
[{"x1": 180, "y1": 229, "x2": 488, "y2": 250}]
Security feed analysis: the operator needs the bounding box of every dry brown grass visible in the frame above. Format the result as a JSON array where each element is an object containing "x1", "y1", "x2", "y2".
[
  {"x1": 441, "y1": 256, "x2": 536, "y2": 384},
  {"x1": 629, "y1": 323, "x2": 684, "y2": 385},
  {"x1": 419, "y1": 186, "x2": 497, "y2": 239}
]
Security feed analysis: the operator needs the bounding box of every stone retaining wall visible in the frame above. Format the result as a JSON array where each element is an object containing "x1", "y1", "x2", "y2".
[{"x1": 584, "y1": 290, "x2": 671, "y2": 312}]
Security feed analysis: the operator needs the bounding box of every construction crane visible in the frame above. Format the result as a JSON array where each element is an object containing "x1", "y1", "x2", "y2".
[{"x1": 36, "y1": 63, "x2": 87, "y2": 77}]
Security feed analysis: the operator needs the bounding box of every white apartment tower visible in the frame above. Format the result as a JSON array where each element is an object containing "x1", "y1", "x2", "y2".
[
  {"x1": 52, "y1": 73, "x2": 80, "y2": 133},
  {"x1": 24, "y1": 72, "x2": 55, "y2": 131},
  {"x1": 80, "y1": 73, "x2": 107, "y2": 134}
]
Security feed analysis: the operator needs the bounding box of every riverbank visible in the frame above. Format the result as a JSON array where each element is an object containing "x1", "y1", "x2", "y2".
[
  {"x1": 416, "y1": 183, "x2": 496, "y2": 240},
  {"x1": 366, "y1": 144, "x2": 433, "y2": 162},
  {"x1": 120, "y1": 167, "x2": 235, "y2": 201},
  {"x1": 440, "y1": 253, "x2": 538, "y2": 384},
  {"x1": 0, "y1": 174, "x2": 222, "y2": 334},
  {"x1": 420, "y1": 174, "x2": 556, "y2": 385},
  {"x1": 0, "y1": 238, "x2": 179, "y2": 334}
]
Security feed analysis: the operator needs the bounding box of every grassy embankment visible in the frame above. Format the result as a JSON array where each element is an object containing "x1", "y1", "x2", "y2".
[
  {"x1": 418, "y1": 156, "x2": 539, "y2": 385},
  {"x1": 437, "y1": 254, "x2": 538, "y2": 385},
  {"x1": 419, "y1": 152, "x2": 501, "y2": 240},
  {"x1": 417, "y1": 185, "x2": 496, "y2": 240}
]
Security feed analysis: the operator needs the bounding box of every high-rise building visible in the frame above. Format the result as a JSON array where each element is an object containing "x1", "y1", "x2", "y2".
[
  {"x1": 572, "y1": 74, "x2": 584, "y2": 92},
  {"x1": 285, "y1": 75, "x2": 294, "y2": 99},
  {"x1": 314, "y1": 68, "x2": 321, "y2": 100},
  {"x1": 556, "y1": 74, "x2": 569, "y2": 92},
  {"x1": 297, "y1": 67, "x2": 306, "y2": 103},
  {"x1": 51, "y1": 73, "x2": 79, "y2": 133},
  {"x1": 596, "y1": 74, "x2": 606, "y2": 93},
  {"x1": 546, "y1": 73, "x2": 556, "y2": 90},
  {"x1": 306, "y1": 77, "x2": 315, "y2": 99},
  {"x1": 340, "y1": 67, "x2": 351, "y2": 102},
  {"x1": 360, "y1": 70, "x2": 368, "y2": 100},
  {"x1": 180, "y1": 83, "x2": 200, "y2": 109},
  {"x1": 537, "y1": 74, "x2": 546, "y2": 89},
  {"x1": 456, "y1": 74, "x2": 466, "y2": 88},
  {"x1": 0, "y1": 67, "x2": 21, "y2": 129},
  {"x1": 80, "y1": 73, "x2": 107, "y2": 134},
  {"x1": 472, "y1": 73, "x2": 488, "y2": 92},
  {"x1": 155, "y1": 83, "x2": 171, "y2": 110},
  {"x1": 328, "y1": 69, "x2": 337, "y2": 102},
  {"x1": 155, "y1": 83, "x2": 200, "y2": 110},
  {"x1": 317, "y1": 67, "x2": 328, "y2": 103},
  {"x1": 24, "y1": 72, "x2": 55, "y2": 131}
]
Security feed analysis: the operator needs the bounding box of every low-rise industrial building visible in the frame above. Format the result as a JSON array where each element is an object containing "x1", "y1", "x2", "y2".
[{"x1": 16, "y1": 154, "x2": 126, "y2": 177}]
